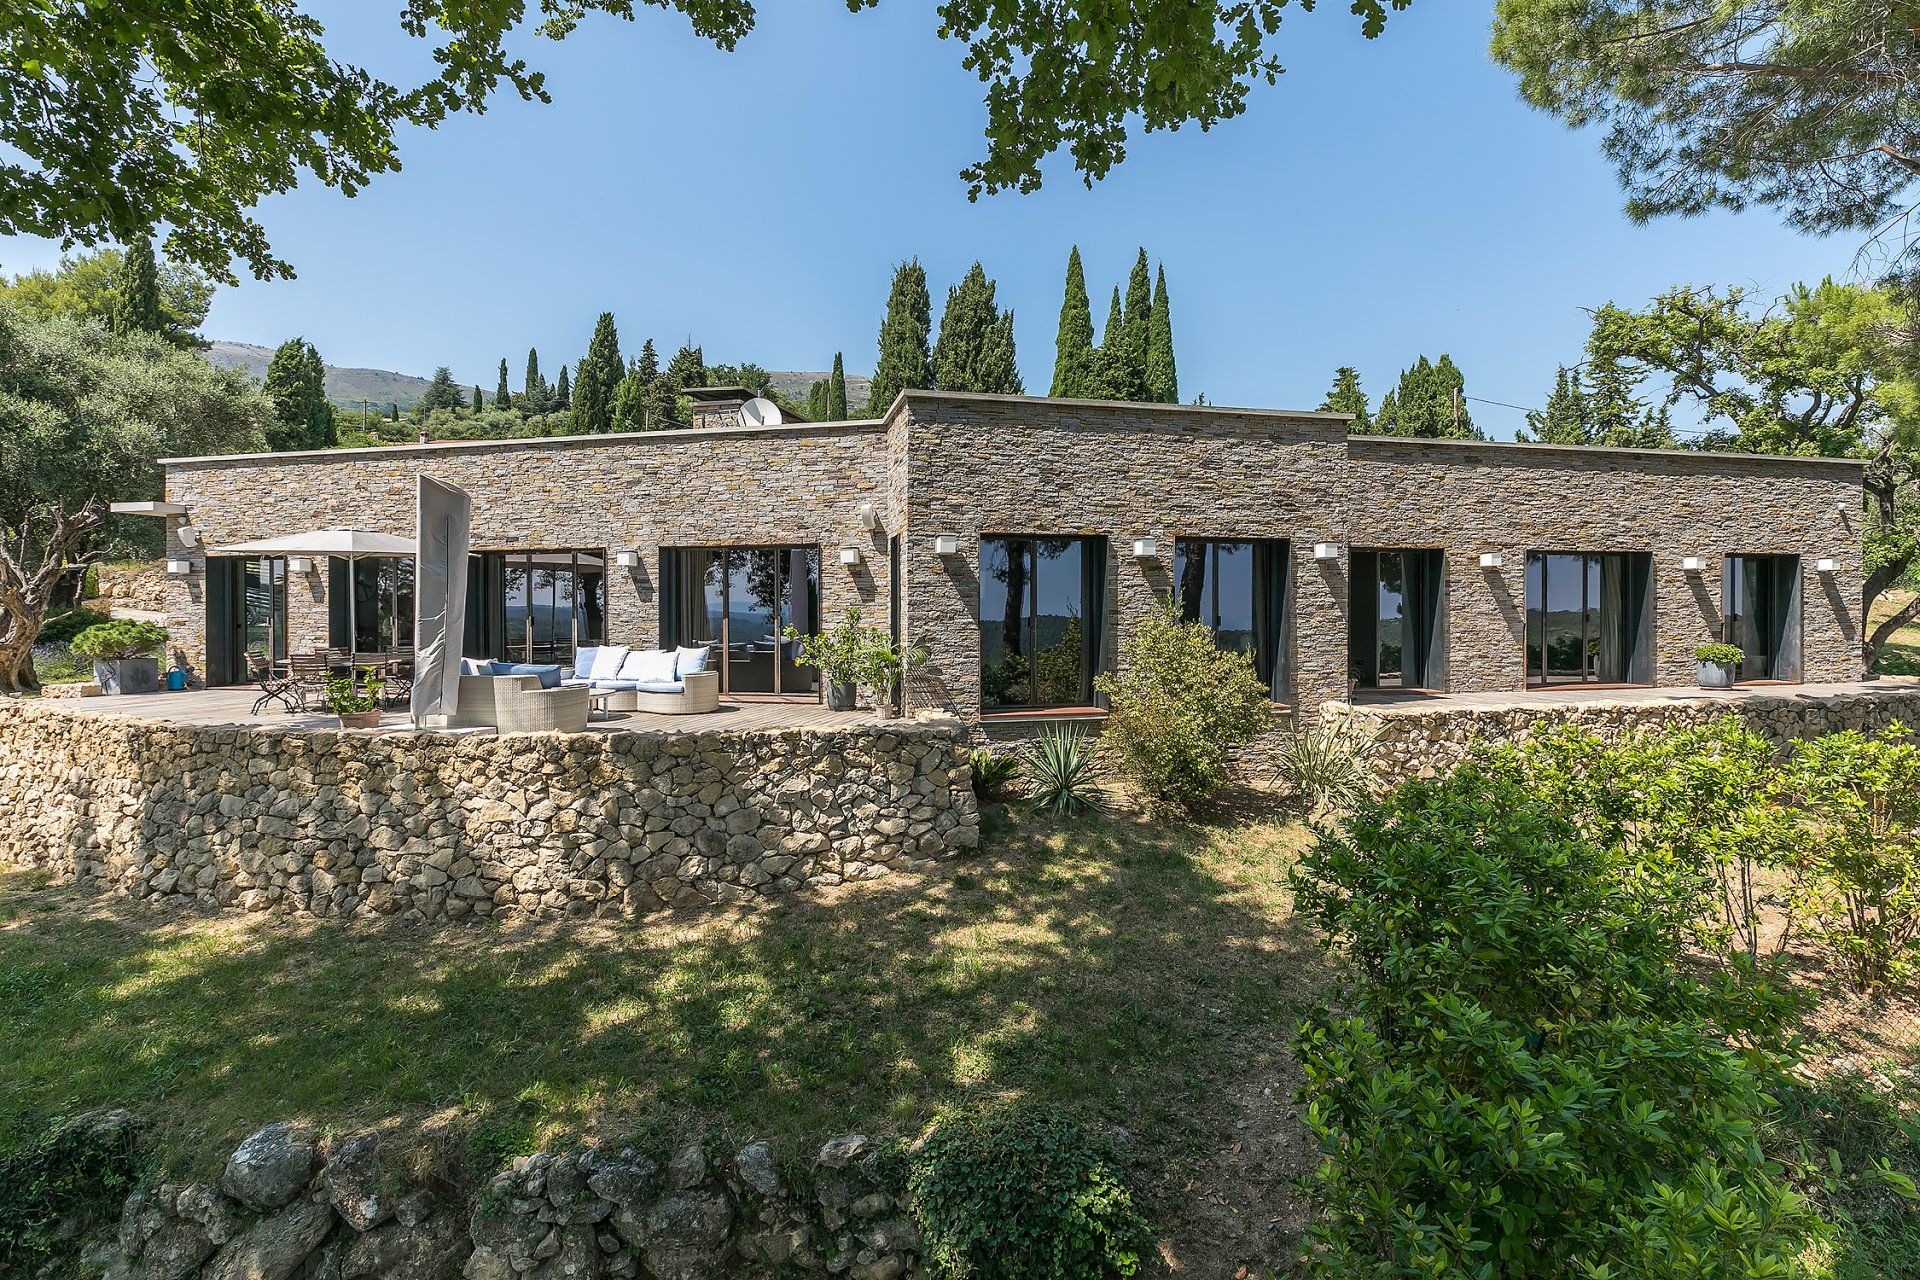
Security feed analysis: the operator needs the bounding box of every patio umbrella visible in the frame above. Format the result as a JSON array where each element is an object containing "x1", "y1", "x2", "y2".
[
  {"x1": 411, "y1": 478, "x2": 472, "y2": 728},
  {"x1": 214, "y1": 529, "x2": 414, "y2": 666}
]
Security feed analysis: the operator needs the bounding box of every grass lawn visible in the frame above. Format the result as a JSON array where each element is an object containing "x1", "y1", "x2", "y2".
[
  {"x1": 30, "y1": 643, "x2": 90, "y2": 687},
  {"x1": 0, "y1": 803, "x2": 1323, "y2": 1275},
  {"x1": 1872, "y1": 588, "x2": 1920, "y2": 674}
]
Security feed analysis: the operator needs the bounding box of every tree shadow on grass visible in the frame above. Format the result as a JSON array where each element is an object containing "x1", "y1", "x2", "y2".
[{"x1": 0, "y1": 807, "x2": 1328, "y2": 1272}]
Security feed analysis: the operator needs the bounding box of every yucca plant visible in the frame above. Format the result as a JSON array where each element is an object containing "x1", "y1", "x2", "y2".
[
  {"x1": 1023, "y1": 724, "x2": 1105, "y2": 818},
  {"x1": 1271, "y1": 708, "x2": 1378, "y2": 822},
  {"x1": 968, "y1": 747, "x2": 1022, "y2": 802}
]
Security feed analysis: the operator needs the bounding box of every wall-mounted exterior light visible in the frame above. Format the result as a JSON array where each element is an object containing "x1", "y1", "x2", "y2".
[
  {"x1": 166, "y1": 559, "x2": 193, "y2": 576},
  {"x1": 839, "y1": 547, "x2": 862, "y2": 566},
  {"x1": 614, "y1": 551, "x2": 639, "y2": 568},
  {"x1": 1681, "y1": 556, "x2": 1705, "y2": 573},
  {"x1": 1478, "y1": 552, "x2": 1503, "y2": 569},
  {"x1": 1313, "y1": 542, "x2": 1342, "y2": 562},
  {"x1": 1816, "y1": 556, "x2": 1839, "y2": 573},
  {"x1": 1131, "y1": 538, "x2": 1157, "y2": 560},
  {"x1": 287, "y1": 556, "x2": 314, "y2": 576},
  {"x1": 175, "y1": 524, "x2": 203, "y2": 547},
  {"x1": 856, "y1": 502, "x2": 878, "y2": 531},
  {"x1": 934, "y1": 534, "x2": 960, "y2": 557}
]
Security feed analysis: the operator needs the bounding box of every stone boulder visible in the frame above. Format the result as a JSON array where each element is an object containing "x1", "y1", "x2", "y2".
[
  {"x1": 201, "y1": 1198, "x2": 335, "y2": 1280},
  {"x1": 221, "y1": 1121, "x2": 317, "y2": 1210},
  {"x1": 323, "y1": 1132, "x2": 392, "y2": 1232}
]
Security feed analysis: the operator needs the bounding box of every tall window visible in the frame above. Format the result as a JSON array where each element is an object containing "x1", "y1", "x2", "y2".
[
  {"x1": 1174, "y1": 538, "x2": 1289, "y2": 700},
  {"x1": 1724, "y1": 555, "x2": 1801, "y2": 682},
  {"x1": 660, "y1": 547, "x2": 820, "y2": 696},
  {"x1": 464, "y1": 550, "x2": 605, "y2": 664},
  {"x1": 979, "y1": 536, "x2": 1106, "y2": 709},
  {"x1": 241, "y1": 557, "x2": 288, "y2": 665},
  {"x1": 329, "y1": 557, "x2": 415, "y2": 655},
  {"x1": 1349, "y1": 549, "x2": 1444, "y2": 690},
  {"x1": 1525, "y1": 552, "x2": 1654, "y2": 685}
]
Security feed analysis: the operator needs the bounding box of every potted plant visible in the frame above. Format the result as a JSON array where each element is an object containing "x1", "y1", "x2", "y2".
[
  {"x1": 69, "y1": 620, "x2": 168, "y2": 695},
  {"x1": 786, "y1": 608, "x2": 885, "y2": 711},
  {"x1": 1695, "y1": 642, "x2": 1743, "y2": 689},
  {"x1": 865, "y1": 637, "x2": 929, "y2": 719},
  {"x1": 325, "y1": 666, "x2": 386, "y2": 729}
]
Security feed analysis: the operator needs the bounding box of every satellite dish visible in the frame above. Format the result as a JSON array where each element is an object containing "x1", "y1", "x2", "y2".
[{"x1": 738, "y1": 396, "x2": 783, "y2": 428}]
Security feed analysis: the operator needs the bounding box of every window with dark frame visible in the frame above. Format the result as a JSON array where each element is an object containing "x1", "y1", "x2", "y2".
[
  {"x1": 1723, "y1": 554, "x2": 1802, "y2": 682},
  {"x1": 1172, "y1": 537, "x2": 1291, "y2": 701},
  {"x1": 1348, "y1": 548, "x2": 1445, "y2": 691},
  {"x1": 978, "y1": 535, "x2": 1106, "y2": 710},
  {"x1": 1524, "y1": 551, "x2": 1655, "y2": 686}
]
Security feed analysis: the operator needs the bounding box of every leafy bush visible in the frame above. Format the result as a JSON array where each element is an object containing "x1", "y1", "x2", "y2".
[
  {"x1": 67, "y1": 619, "x2": 166, "y2": 662},
  {"x1": 1289, "y1": 766, "x2": 1819, "y2": 1278},
  {"x1": 968, "y1": 748, "x2": 1021, "y2": 802},
  {"x1": 35, "y1": 606, "x2": 109, "y2": 647},
  {"x1": 1022, "y1": 724, "x2": 1104, "y2": 817},
  {"x1": 1772, "y1": 1065, "x2": 1920, "y2": 1279},
  {"x1": 1092, "y1": 605, "x2": 1274, "y2": 810},
  {"x1": 324, "y1": 667, "x2": 385, "y2": 715},
  {"x1": 907, "y1": 1103, "x2": 1153, "y2": 1280},
  {"x1": 1270, "y1": 707, "x2": 1378, "y2": 823},
  {"x1": 1782, "y1": 725, "x2": 1920, "y2": 993},
  {"x1": 1695, "y1": 642, "x2": 1746, "y2": 664},
  {"x1": 0, "y1": 1112, "x2": 141, "y2": 1273}
]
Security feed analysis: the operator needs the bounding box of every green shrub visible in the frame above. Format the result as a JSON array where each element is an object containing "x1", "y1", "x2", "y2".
[
  {"x1": 67, "y1": 619, "x2": 166, "y2": 662},
  {"x1": 1092, "y1": 604, "x2": 1274, "y2": 810},
  {"x1": 35, "y1": 606, "x2": 110, "y2": 647},
  {"x1": 0, "y1": 1112, "x2": 141, "y2": 1273},
  {"x1": 1289, "y1": 766, "x2": 1820, "y2": 1278},
  {"x1": 1022, "y1": 724, "x2": 1104, "y2": 817},
  {"x1": 1270, "y1": 707, "x2": 1378, "y2": 823},
  {"x1": 1772, "y1": 1065, "x2": 1920, "y2": 1279},
  {"x1": 1782, "y1": 725, "x2": 1920, "y2": 993},
  {"x1": 79, "y1": 563, "x2": 100, "y2": 600},
  {"x1": 1695, "y1": 642, "x2": 1746, "y2": 664},
  {"x1": 967, "y1": 748, "x2": 1021, "y2": 802},
  {"x1": 907, "y1": 1103, "x2": 1152, "y2": 1280}
]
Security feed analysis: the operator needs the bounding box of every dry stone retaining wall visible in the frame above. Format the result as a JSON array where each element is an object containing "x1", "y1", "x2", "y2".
[
  {"x1": 1336, "y1": 684, "x2": 1920, "y2": 782},
  {"x1": 0, "y1": 701, "x2": 978, "y2": 921}
]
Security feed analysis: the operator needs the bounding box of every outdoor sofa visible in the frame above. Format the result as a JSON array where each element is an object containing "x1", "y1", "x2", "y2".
[
  {"x1": 450, "y1": 662, "x2": 590, "y2": 733},
  {"x1": 562, "y1": 645, "x2": 721, "y2": 714}
]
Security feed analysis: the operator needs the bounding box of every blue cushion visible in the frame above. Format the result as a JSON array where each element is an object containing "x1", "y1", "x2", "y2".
[
  {"x1": 636, "y1": 680, "x2": 685, "y2": 694},
  {"x1": 675, "y1": 646, "x2": 711, "y2": 676},
  {"x1": 489, "y1": 661, "x2": 563, "y2": 689},
  {"x1": 560, "y1": 677, "x2": 594, "y2": 688},
  {"x1": 589, "y1": 679, "x2": 640, "y2": 691}
]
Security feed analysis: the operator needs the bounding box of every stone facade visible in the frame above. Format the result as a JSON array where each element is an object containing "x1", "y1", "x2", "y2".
[
  {"x1": 73, "y1": 1112, "x2": 923, "y2": 1280},
  {"x1": 0, "y1": 700, "x2": 977, "y2": 922},
  {"x1": 1335, "y1": 683, "x2": 1920, "y2": 783},
  {"x1": 92, "y1": 561, "x2": 172, "y2": 617},
  {"x1": 149, "y1": 392, "x2": 1867, "y2": 724}
]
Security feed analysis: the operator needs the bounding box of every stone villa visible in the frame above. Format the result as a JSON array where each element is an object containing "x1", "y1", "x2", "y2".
[{"x1": 137, "y1": 389, "x2": 1867, "y2": 725}]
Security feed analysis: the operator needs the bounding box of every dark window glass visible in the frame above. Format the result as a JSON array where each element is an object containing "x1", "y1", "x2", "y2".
[
  {"x1": 660, "y1": 546, "x2": 821, "y2": 696},
  {"x1": 1724, "y1": 554, "x2": 1801, "y2": 682},
  {"x1": 1525, "y1": 551, "x2": 1653, "y2": 685},
  {"x1": 484, "y1": 550, "x2": 606, "y2": 664},
  {"x1": 342, "y1": 557, "x2": 414, "y2": 655},
  {"x1": 979, "y1": 536, "x2": 1103, "y2": 709},
  {"x1": 1174, "y1": 538, "x2": 1290, "y2": 699},
  {"x1": 241, "y1": 557, "x2": 288, "y2": 663},
  {"x1": 1349, "y1": 549, "x2": 1444, "y2": 690}
]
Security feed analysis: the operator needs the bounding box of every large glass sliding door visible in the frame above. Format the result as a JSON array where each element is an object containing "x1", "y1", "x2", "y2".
[
  {"x1": 660, "y1": 547, "x2": 820, "y2": 696},
  {"x1": 478, "y1": 550, "x2": 605, "y2": 664},
  {"x1": 1724, "y1": 555, "x2": 1801, "y2": 682},
  {"x1": 1174, "y1": 538, "x2": 1289, "y2": 700},
  {"x1": 205, "y1": 557, "x2": 288, "y2": 686},
  {"x1": 979, "y1": 536, "x2": 1107, "y2": 710},
  {"x1": 1525, "y1": 551, "x2": 1654, "y2": 686},
  {"x1": 1348, "y1": 548, "x2": 1445, "y2": 690}
]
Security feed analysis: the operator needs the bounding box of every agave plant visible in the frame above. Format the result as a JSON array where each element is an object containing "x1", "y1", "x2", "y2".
[
  {"x1": 1271, "y1": 707, "x2": 1379, "y2": 822},
  {"x1": 1022, "y1": 724, "x2": 1104, "y2": 817}
]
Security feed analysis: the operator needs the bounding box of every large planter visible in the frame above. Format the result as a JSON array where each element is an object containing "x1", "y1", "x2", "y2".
[
  {"x1": 1696, "y1": 659, "x2": 1736, "y2": 689},
  {"x1": 824, "y1": 681, "x2": 860, "y2": 712},
  {"x1": 92, "y1": 657, "x2": 160, "y2": 696},
  {"x1": 336, "y1": 710, "x2": 383, "y2": 730}
]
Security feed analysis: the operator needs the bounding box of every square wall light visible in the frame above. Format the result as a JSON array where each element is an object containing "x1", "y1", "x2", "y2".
[
  {"x1": 614, "y1": 551, "x2": 639, "y2": 568},
  {"x1": 1313, "y1": 542, "x2": 1342, "y2": 562},
  {"x1": 1131, "y1": 538, "x2": 1157, "y2": 560},
  {"x1": 1817, "y1": 557, "x2": 1839, "y2": 573},
  {"x1": 1479, "y1": 552, "x2": 1504, "y2": 569},
  {"x1": 934, "y1": 534, "x2": 960, "y2": 556},
  {"x1": 839, "y1": 547, "x2": 862, "y2": 566},
  {"x1": 166, "y1": 559, "x2": 192, "y2": 576},
  {"x1": 1681, "y1": 556, "x2": 1705, "y2": 573},
  {"x1": 287, "y1": 556, "x2": 314, "y2": 576}
]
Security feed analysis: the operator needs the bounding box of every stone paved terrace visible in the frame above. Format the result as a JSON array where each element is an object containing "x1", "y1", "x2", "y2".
[{"x1": 35, "y1": 686, "x2": 888, "y2": 735}]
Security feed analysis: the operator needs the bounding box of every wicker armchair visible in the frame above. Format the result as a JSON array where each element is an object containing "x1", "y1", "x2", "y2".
[{"x1": 493, "y1": 676, "x2": 591, "y2": 734}]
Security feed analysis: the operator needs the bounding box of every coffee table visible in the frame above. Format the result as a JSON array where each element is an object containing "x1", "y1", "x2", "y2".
[{"x1": 586, "y1": 688, "x2": 619, "y2": 722}]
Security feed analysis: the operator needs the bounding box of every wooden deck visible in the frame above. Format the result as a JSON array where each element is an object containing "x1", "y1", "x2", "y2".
[{"x1": 37, "y1": 686, "x2": 888, "y2": 735}]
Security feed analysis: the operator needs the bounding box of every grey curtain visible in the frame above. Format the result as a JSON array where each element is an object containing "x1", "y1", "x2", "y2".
[
  {"x1": 1082, "y1": 538, "x2": 1108, "y2": 707},
  {"x1": 1252, "y1": 541, "x2": 1287, "y2": 699}
]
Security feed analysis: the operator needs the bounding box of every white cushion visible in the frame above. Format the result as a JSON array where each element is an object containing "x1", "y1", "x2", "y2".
[
  {"x1": 620, "y1": 648, "x2": 677, "y2": 684},
  {"x1": 675, "y1": 646, "x2": 711, "y2": 675},
  {"x1": 636, "y1": 680, "x2": 686, "y2": 694},
  {"x1": 589, "y1": 645, "x2": 630, "y2": 680},
  {"x1": 460, "y1": 657, "x2": 489, "y2": 675}
]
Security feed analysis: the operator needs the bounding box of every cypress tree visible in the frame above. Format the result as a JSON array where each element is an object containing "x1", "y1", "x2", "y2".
[
  {"x1": 1144, "y1": 263, "x2": 1177, "y2": 403},
  {"x1": 636, "y1": 338, "x2": 660, "y2": 385},
  {"x1": 495, "y1": 359, "x2": 511, "y2": 410},
  {"x1": 1119, "y1": 247, "x2": 1152, "y2": 400},
  {"x1": 827, "y1": 352, "x2": 848, "y2": 419},
  {"x1": 1373, "y1": 355, "x2": 1481, "y2": 440},
  {"x1": 610, "y1": 358, "x2": 644, "y2": 431},
  {"x1": 933, "y1": 263, "x2": 1020, "y2": 394},
  {"x1": 389, "y1": 402, "x2": 398, "y2": 422},
  {"x1": 1093, "y1": 286, "x2": 1128, "y2": 399},
  {"x1": 1049, "y1": 246, "x2": 1097, "y2": 397},
  {"x1": 109, "y1": 236, "x2": 164, "y2": 336},
  {"x1": 571, "y1": 312, "x2": 621, "y2": 433},
  {"x1": 1321, "y1": 367, "x2": 1372, "y2": 432},
  {"x1": 522, "y1": 347, "x2": 548, "y2": 413},
  {"x1": 555, "y1": 365, "x2": 571, "y2": 411},
  {"x1": 866, "y1": 259, "x2": 932, "y2": 414},
  {"x1": 807, "y1": 379, "x2": 828, "y2": 420},
  {"x1": 472, "y1": 384, "x2": 484, "y2": 413},
  {"x1": 263, "y1": 338, "x2": 333, "y2": 450}
]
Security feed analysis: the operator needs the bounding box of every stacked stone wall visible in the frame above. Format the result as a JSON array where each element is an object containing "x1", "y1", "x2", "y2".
[{"x1": 0, "y1": 701, "x2": 978, "y2": 921}]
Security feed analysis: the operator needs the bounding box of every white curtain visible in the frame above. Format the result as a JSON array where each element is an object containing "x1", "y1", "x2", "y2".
[{"x1": 412, "y1": 476, "x2": 472, "y2": 726}]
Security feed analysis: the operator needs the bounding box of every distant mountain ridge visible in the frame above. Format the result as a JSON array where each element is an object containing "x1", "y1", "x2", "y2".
[{"x1": 208, "y1": 341, "x2": 874, "y2": 417}]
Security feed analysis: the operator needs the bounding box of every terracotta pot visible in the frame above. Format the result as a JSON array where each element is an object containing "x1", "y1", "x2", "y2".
[{"x1": 336, "y1": 709, "x2": 383, "y2": 730}]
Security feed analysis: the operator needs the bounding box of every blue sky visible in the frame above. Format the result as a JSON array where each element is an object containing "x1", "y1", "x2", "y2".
[{"x1": 0, "y1": 4, "x2": 1864, "y2": 437}]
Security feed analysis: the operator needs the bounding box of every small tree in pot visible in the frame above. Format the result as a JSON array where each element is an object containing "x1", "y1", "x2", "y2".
[
  {"x1": 325, "y1": 667, "x2": 385, "y2": 729},
  {"x1": 1695, "y1": 642, "x2": 1743, "y2": 689},
  {"x1": 786, "y1": 608, "x2": 887, "y2": 711},
  {"x1": 866, "y1": 637, "x2": 930, "y2": 718},
  {"x1": 68, "y1": 620, "x2": 167, "y2": 694}
]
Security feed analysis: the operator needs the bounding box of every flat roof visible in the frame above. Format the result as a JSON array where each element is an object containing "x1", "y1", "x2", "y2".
[{"x1": 1347, "y1": 432, "x2": 1869, "y2": 471}]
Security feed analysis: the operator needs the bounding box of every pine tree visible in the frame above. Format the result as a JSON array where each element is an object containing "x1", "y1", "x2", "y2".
[
  {"x1": 1585, "y1": 356, "x2": 1679, "y2": 449},
  {"x1": 1320, "y1": 367, "x2": 1372, "y2": 432},
  {"x1": 1093, "y1": 286, "x2": 1129, "y2": 399},
  {"x1": 1145, "y1": 264, "x2": 1177, "y2": 403},
  {"x1": 807, "y1": 379, "x2": 828, "y2": 420},
  {"x1": 1049, "y1": 246, "x2": 1097, "y2": 397},
  {"x1": 417, "y1": 366, "x2": 462, "y2": 414},
  {"x1": 1118, "y1": 247, "x2": 1152, "y2": 400},
  {"x1": 108, "y1": 236, "x2": 164, "y2": 336},
  {"x1": 610, "y1": 358, "x2": 644, "y2": 431},
  {"x1": 1372, "y1": 355, "x2": 1481, "y2": 439},
  {"x1": 1520, "y1": 367, "x2": 1592, "y2": 444},
  {"x1": 263, "y1": 337, "x2": 334, "y2": 450},
  {"x1": 933, "y1": 263, "x2": 1021, "y2": 394},
  {"x1": 662, "y1": 343, "x2": 704, "y2": 425},
  {"x1": 554, "y1": 365, "x2": 571, "y2": 411},
  {"x1": 570, "y1": 312, "x2": 622, "y2": 433},
  {"x1": 522, "y1": 347, "x2": 549, "y2": 413},
  {"x1": 866, "y1": 259, "x2": 932, "y2": 414},
  {"x1": 495, "y1": 359, "x2": 511, "y2": 410},
  {"x1": 827, "y1": 352, "x2": 849, "y2": 419}
]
